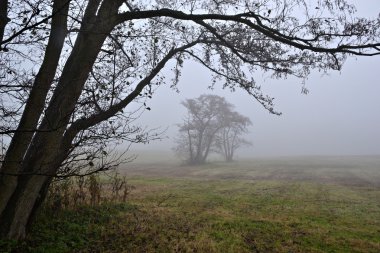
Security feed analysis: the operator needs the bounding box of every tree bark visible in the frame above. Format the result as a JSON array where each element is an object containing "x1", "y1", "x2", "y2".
[
  {"x1": 0, "y1": 0, "x2": 69, "y2": 217},
  {"x1": 0, "y1": 0, "x2": 9, "y2": 44},
  {"x1": 0, "y1": 0, "x2": 119, "y2": 239},
  {"x1": 0, "y1": 144, "x2": 71, "y2": 239},
  {"x1": 0, "y1": 175, "x2": 50, "y2": 239}
]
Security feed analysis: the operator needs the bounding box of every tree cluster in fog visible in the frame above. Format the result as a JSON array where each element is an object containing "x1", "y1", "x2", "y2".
[
  {"x1": 175, "y1": 94, "x2": 251, "y2": 164},
  {"x1": 0, "y1": 0, "x2": 379, "y2": 239}
]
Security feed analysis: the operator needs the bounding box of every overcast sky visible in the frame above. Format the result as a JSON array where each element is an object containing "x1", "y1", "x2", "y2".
[{"x1": 131, "y1": 1, "x2": 380, "y2": 158}]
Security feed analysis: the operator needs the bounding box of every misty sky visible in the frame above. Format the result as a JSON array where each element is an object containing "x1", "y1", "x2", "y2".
[{"x1": 132, "y1": 1, "x2": 380, "y2": 157}]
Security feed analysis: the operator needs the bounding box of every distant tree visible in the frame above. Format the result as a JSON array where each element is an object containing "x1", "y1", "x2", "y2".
[
  {"x1": 174, "y1": 94, "x2": 251, "y2": 164},
  {"x1": 175, "y1": 95, "x2": 231, "y2": 165},
  {"x1": 214, "y1": 112, "x2": 252, "y2": 162},
  {"x1": 0, "y1": 0, "x2": 379, "y2": 239}
]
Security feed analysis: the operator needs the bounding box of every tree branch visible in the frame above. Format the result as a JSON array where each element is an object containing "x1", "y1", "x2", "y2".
[
  {"x1": 64, "y1": 40, "x2": 201, "y2": 141},
  {"x1": 117, "y1": 8, "x2": 380, "y2": 56}
]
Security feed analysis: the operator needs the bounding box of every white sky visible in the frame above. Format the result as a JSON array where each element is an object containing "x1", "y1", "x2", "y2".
[{"x1": 131, "y1": 1, "x2": 380, "y2": 157}]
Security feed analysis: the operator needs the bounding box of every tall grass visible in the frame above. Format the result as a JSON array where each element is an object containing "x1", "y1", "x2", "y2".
[{"x1": 45, "y1": 172, "x2": 134, "y2": 210}]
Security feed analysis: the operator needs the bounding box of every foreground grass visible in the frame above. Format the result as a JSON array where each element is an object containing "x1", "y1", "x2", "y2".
[
  {"x1": 127, "y1": 177, "x2": 380, "y2": 252},
  {"x1": 2, "y1": 158, "x2": 380, "y2": 252},
  {"x1": 2, "y1": 179, "x2": 380, "y2": 252}
]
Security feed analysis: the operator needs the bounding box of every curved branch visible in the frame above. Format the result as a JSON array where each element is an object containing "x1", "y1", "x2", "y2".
[
  {"x1": 183, "y1": 49, "x2": 281, "y2": 115},
  {"x1": 62, "y1": 40, "x2": 201, "y2": 146},
  {"x1": 117, "y1": 8, "x2": 380, "y2": 56}
]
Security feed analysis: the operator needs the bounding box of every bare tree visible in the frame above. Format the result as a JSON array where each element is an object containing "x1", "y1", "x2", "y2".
[
  {"x1": 175, "y1": 94, "x2": 252, "y2": 164},
  {"x1": 0, "y1": 0, "x2": 379, "y2": 239},
  {"x1": 175, "y1": 94, "x2": 231, "y2": 165},
  {"x1": 214, "y1": 111, "x2": 252, "y2": 162}
]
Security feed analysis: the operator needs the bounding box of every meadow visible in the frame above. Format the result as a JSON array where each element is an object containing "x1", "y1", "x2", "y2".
[{"x1": 1, "y1": 155, "x2": 380, "y2": 252}]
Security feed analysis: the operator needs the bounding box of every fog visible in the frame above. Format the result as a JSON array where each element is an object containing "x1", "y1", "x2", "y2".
[{"x1": 131, "y1": 1, "x2": 380, "y2": 158}]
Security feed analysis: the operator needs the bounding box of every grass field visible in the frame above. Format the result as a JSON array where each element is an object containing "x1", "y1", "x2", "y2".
[{"x1": 2, "y1": 155, "x2": 380, "y2": 252}]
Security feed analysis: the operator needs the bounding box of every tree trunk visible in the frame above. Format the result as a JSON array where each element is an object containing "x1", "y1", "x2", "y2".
[
  {"x1": 0, "y1": 174, "x2": 51, "y2": 239},
  {"x1": 0, "y1": 0, "x2": 9, "y2": 44},
  {"x1": 0, "y1": 0, "x2": 69, "y2": 216},
  {"x1": 226, "y1": 155, "x2": 233, "y2": 163},
  {"x1": 0, "y1": 123, "x2": 68, "y2": 239},
  {"x1": 0, "y1": 0, "x2": 118, "y2": 239},
  {"x1": 0, "y1": 147, "x2": 69, "y2": 239}
]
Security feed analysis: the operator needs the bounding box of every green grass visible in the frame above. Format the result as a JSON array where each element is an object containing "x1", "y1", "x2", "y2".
[
  {"x1": 0, "y1": 204, "x2": 137, "y2": 253},
  {"x1": 125, "y1": 177, "x2": 380, "y2": 252},
  {"x1": 2, "y1": 156, "x2": 380, "y2": 252}
]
